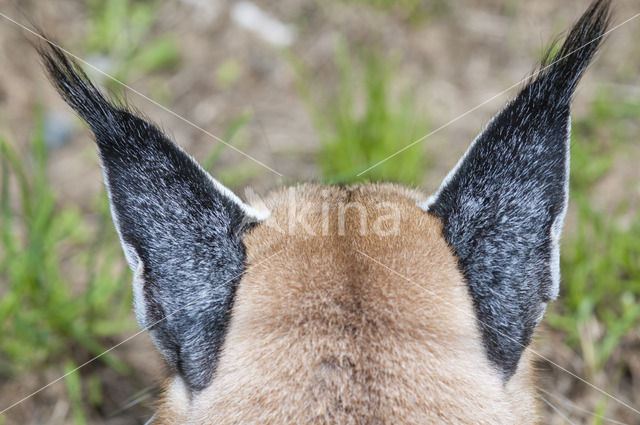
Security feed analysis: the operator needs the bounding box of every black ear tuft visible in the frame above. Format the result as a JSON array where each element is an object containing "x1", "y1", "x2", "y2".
[
  {"x1": 532, "y1": 0, "x2": 611, "y2": 102},
  {"x1": 38, "y1": 41, "x2": 121, "y2": 137},
  {"x1": 39, "y1": 40, "x2": 268, "y2": 391},
  {"x1": 422, "y1": 0, "x2": 610, "y2": 380}
]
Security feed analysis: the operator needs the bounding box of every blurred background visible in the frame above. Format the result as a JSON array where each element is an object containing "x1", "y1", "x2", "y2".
[{"x1": 0, "y1": 0, "x2": 638, "y2": 423}]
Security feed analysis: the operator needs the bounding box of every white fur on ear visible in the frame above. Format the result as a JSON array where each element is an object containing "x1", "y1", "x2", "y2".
[
  {"x1": 132, "y1": 261, "x2": 147, "y2": 328},
  {"x1": 41, "y1": 37, "x2": 270, "y2": 392},
  {"x1": 164, "y1": 376, "x2": 190, "y2": 417},
  {"x1": 243, "y1": 187, "x2": 271, "y2": 221},
  {"x1": 107, "y1": 171, "x2": 147, "y2": 330},
  {"x1": 211, "y1": 179, "x2": 270, "y2": 221},
  {"x1": 417, "y1": 2, "x2": 607, "y2": 373},
  {"x1": 548, "y1": 116, "x2": 572, "y2": 300},
  {"x1": 190, "y1": 150, "x2": 270, "y2": 222},
  {"x1": 419, "y1": 112, "x2": 501, "y2": 213},
  {"x1": 419, "y1": 140, "x2": 476, "y2": 212},
  {"x1": 99, "y1": 156, "x2": 140, "y2": 271}
]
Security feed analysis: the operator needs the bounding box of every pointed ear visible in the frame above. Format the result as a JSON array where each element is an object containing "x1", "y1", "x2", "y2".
[
  {"x1": 420, "y1": 0, "x2": 610, "y2": 379},
  {"x1": 40, "y1": 42, "x2": 269, "y2": 391}
]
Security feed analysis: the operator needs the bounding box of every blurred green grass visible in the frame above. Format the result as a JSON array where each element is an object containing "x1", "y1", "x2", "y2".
[
  {"x1": 0, "y1": 107, "x2": 253, "y2": 423},
  {"x1": 548, "y1": 90, "x2": 640, "y2": 377},
  {"x1": 344, "y1": 0, "x2": 450, "y2": 23},
  {"x1": 0, "y1": 0, "x2": 183, "y2": 421},
  {"x1": 84, "y1": 0, "x2": 180, "y2": 97},
  {"x1": 0, "y1": 109, "x2": 133, "y2": 423},
  {"x1": 295, "y1": 41, "x2": 429, "y2": 184},
  {"x1": 0, "y1": 0, "x2": 638, "y2": 423}
]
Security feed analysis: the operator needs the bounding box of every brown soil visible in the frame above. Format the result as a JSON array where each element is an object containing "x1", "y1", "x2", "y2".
[{"x1": 0, "y1": 0, "x2": 638, "y2": 423}]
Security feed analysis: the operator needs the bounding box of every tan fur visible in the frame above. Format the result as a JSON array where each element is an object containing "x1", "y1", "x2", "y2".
[{"x1": 156, "y1": 184, "x2": 538, "y2": 424}]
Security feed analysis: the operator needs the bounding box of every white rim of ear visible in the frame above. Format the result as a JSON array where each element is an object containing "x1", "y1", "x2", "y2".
[
  {"x1": 180, "y1": 144, "x2": 271, "y2": 222},
  {"x1": 205, "y1": 174, "x2": 271, "y2": 221},
  {"x1": 548, "y1": 116, "x2": 572, "y2": 300},
  {"x1": 418, "y1": 107, "x2": 504, "y2": 212},
  {"x1": 98, "y1": 155, "x2": 141, "y2": 270},
  {"x1": 132, "y1": 261, "x2": 148, "y2": 328},
  {"x1": 417, "y1": 111, "x2": 571, "y2": 302}
]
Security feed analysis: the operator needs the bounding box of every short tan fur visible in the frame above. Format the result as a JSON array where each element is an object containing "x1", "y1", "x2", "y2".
[{"x1": 157, "y1": 184, "x2": 538, "y2": 424}]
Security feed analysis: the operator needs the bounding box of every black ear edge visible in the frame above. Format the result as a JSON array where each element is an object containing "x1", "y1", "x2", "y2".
[
  {"x1": 416, "y1": 0, "x2": 611, "y2": 380},
  {"x1": 39, "y1": 36, "x2": 271, "y2": 391},
  {"x1": 530, "y1": 0, "x2": 612, "y2": 99},
  {"x1": 37, "y1": 38, "x2": 122, "y2": 132},
  {"x1": 547, "y1": 116, "x2": 572, "y2": 301},
  {"x1": 420, "y1": 0, "x2": 610, "y2": 204},
  {"x1": 418, "y1": 108, "x2": 571, "y2": 380},
  {"x1": 38, "y1": 36, "x2": 271, "y2": 232}
]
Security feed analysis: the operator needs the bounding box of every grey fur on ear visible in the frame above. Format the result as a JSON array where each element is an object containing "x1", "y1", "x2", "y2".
[
  {"x1": 421, "y1": 0, "x2": 611, "y2": 380},
  {"x1": 39, "y1": 41, "x2": 268, "y2": 391}
]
